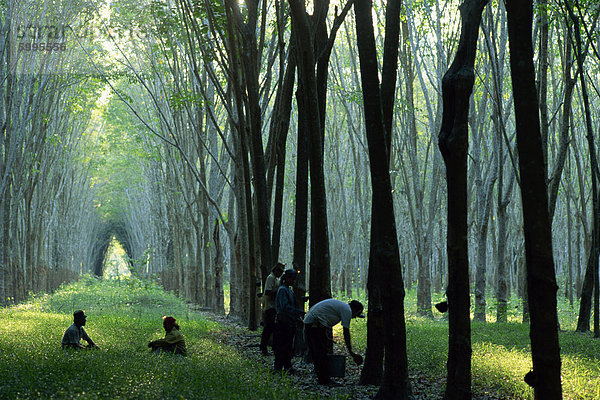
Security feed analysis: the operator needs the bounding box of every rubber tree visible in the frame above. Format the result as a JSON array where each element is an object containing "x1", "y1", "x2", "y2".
[
  {"x1": 567, "y1": 0, "x2": 600, "y2": 336},
  {"x1": 505, "y1": 0, "x2": 562, "y2": 396},
  {"x1": 354, "y1": 0, "x2": 410, "y2": 397},
  {"x1": 438, "y1": 0, "x2": 488, "y2": 398},
  {"x1": 287, "y1": 0, "x2": 353, "y2": 307},
  {"x1": 223, "y1": 0, "x2": 272, "y2": 330}
]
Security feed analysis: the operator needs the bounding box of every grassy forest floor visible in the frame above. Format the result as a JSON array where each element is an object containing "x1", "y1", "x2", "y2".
[{"x1": 0, "y1": 275, "x2": 599, "y2": 399}]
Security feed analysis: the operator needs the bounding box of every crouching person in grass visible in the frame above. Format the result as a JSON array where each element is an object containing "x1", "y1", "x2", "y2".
[
  {"x1": 62, "y1": 310, "x2": 98, "y2": 350},
  {"x1": 148, "y1": 316, "x2": 187, "y2": 356}
]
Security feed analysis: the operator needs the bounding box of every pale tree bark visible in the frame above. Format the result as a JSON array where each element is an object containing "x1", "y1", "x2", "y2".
[
  {"x1": 471, "y1": 78, "x2": 497, "y2": 322},
  {"x1": 547, "y1": 23, "x2": 575, "y2": 223},
  {"x1": 480, "y1": 4, "x2": 514, "y2": 323},
  {"x1": 565, "y1": 159, "x2": 575, "y2": 306},
  {"x1": 213, "y1": 218, "x2": 225, "y2": 315},
  {"x1": 401, "y1": 0, "x2": 447, "y2": 308}
]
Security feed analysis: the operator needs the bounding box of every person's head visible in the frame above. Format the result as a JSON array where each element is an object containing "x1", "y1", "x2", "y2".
[
  {"x1": 272, "y1": 262, "x2": 285, "y2": 278},
  {"x1": 281, "y1": 268, "x2": 298, "y2": 286},
  {"x1": 163, "y1": 316, "x2": 179, "y2": 332},
  {"x1": 349, "y1": 300, "x2": 365, "y2": 319},
  {"x1": 73, "y1": 310, "x2": 87, "y2": 327}
]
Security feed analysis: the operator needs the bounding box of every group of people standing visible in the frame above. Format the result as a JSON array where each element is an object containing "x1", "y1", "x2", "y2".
[{"x1": 260, "y1": 262, "x2": 365, "y2": 385}]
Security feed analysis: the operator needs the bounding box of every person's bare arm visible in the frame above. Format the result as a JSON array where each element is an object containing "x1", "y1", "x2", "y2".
[
  {"x1": 81, "y1": 328, "x2": 97, "y2": 348},
  {"x1": 343, "y1": 327, "x2": 363, "y2": 365}
]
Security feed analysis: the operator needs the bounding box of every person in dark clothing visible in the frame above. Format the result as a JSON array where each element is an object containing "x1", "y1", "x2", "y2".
[
  {"x1": 148, "y1": 316, "x2": 187, "y2": 356},
  {"x1": 303, "y1": 299, "x2": 364, "y2": 385},
  {"x1": 273, "y1": 268, "x2": 301, "y2": 373},
  {"x1": 260, "y1": 262, "x2": 285, "y2": 356},
  {"x1": 61, "y1": 310, "x2": 98, "y2": 349}
]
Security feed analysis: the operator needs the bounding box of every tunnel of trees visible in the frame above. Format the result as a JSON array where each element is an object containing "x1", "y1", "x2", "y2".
[
  {"x1": 90, "y1": 221, "x2": 135, "y2": 276},
  {"x1": 1, "y1": 0, "x2": 600, "y2": 397}
]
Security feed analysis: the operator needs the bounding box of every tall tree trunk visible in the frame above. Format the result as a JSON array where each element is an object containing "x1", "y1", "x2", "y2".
[
  {"x1": 213, "y1": 219, "x2": 225, "y2": 315},
  {"x1": 241, "y1": 130, "x2": 259, "y2": 330},
  {"x1": 474, "y1": 172, "x2": 496, "y2": 322},
  {"x1": 567, "y1": 184, "x2": 574, "y2": 306},
  {"x1": 203, "y1": 209, "x2": 214, "y2": 309},
  {"x1": 0, "y1": 188, "x2": 9, "y2": 304},
  {"x1": 505, "y1": 0, "x2": 562, "y2": 397},
  {"x1": 0, "y1": 5, "x2": 13, "y2": 305},
  {"x1": 537, "y1": 0, "x2": 549, "y2": 176},
  {"x1": 566, "y1": 0, "x2": 600, "y2": 337},
  {"x1": 269, "y1": 49, "x2": 296, "y2": 269},
  {"x1": 496, "y1": 177, "x2": 508, "y2": 322},
  {"x1": 224, "y1": 188, "x2": 240, "y2": 317},
  {"x1": 354, "y1": 0, "x2": 410, "y2": 397},
  {"x1": 194, "y1": 223, "x2": 204, "y2": 306},
  {"x1": 484, "y1": 4, "x2": 513, "y2": 323},
  {"x1": 547, "y1": 37, "x2": 574, "y2": 222},
  {"x1": 223, "y1": 1, "x2": 270, "y2": 325},
  {"x1": 236, "y1": 2, "x2": 273, "y2": 280},
  {"x1": 270, "y1": 135, "x2": 286, "y2": 265},
  {"x1": 438, "y1": 0, "x2": 488, "y2": 398},
  {"x1": 288, "y1": 0, "x2": 331, "y2": 306},
  {"x1": 359, "y1": 0, "x2": 402, "y2": 386},
  {"x1": 293, "y1": 78, "x2": 310, "y2": 305}
]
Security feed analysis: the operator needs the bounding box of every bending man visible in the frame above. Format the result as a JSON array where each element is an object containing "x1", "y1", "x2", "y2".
[{"x1": 303, "y1": 299, "x2": 364, "y2": 385}]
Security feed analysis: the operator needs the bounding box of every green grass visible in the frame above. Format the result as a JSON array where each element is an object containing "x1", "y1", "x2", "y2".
[
  {"x1": 3, "y1": 276, "x2": 600, "y2": 399},
  {"x1": 337, "y1": 316, "x2": 600, "y2": 399},
  {"x1": 0, "y1": 275, "x2": 320, "y2": 400},
  {"x1": 330, "y1": 287, "x2": 600, "y2": 399}
]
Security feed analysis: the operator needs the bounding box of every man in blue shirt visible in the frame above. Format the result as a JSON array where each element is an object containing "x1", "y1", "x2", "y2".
[{"x1": 273, "y1": 268, "x2": 301, "y2": 373}]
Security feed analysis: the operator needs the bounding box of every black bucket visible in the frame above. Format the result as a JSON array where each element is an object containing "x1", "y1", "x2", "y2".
[{"x1": 327, "y1": 354, "x2": 346, "y2": 378}]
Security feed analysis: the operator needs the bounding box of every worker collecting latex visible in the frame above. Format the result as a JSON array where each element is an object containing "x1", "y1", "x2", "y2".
[{"x1": 303, "y1": 299, "x2": 365, "y2": 385}]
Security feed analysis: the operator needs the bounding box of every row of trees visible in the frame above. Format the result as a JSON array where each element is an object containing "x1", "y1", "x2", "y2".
[
  {"x1": 2, "y1": 0, "x2": 600, "y2": 398},
  {"x1": 0, "y1": 0, "x2": 108, "y2": 302}
]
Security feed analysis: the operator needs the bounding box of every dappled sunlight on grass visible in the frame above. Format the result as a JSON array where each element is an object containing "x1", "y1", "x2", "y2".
[
  {"x1": 43, "y1": 274, "x2": 189, "y2": 319},
  {"x1": 4, "y1": 278, "x2": 600, "y2": 399},
  {"x1": 472, "y1": 342, "x2": 600, "y2": 400},
  {"x1": 562, "y1": 353, "x2": 600, "y2": 400},
  {"x1": 557, "y1": 330, "x2": 600, "y2": 399},
  {"x1": 0, "y1": 276, "x2": 319, "y2": 400},
  {"x1": 472, "y1": 342, "x2": 532, "y2": 399}
]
